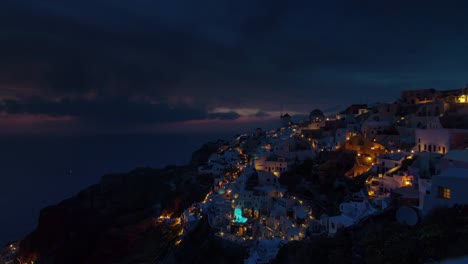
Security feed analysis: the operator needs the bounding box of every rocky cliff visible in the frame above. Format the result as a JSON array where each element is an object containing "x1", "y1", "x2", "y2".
[{"x1": 18, "y1": 141, "x2": 224, "y2": 264}]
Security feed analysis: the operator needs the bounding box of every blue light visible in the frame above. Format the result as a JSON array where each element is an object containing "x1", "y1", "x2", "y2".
[{"x1": 234, "y1": 208, "x2": 247, "y2": 223}]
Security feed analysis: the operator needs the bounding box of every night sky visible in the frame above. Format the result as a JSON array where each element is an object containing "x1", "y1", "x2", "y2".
[{"x1": 1, "y1": 0, "x2": 468, "y2": 134}]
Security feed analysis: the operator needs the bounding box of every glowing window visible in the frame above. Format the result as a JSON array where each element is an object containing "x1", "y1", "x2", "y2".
[{"x1": 438, "y1": 186, "x2": 451, "y2": 200}]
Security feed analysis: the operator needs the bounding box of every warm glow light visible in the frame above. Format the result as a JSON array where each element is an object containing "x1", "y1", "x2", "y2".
[
  {"x1": 158, "y1": 212, "x2": 173, "y2": 220},
  {"x1": 458, "y1": 95, "x2": 467, "y2": 103}
]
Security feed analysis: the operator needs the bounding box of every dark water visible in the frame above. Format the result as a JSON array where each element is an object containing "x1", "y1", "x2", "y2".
[{"x1": 0, "y1": 132, "x2": 228, "y2": 245}]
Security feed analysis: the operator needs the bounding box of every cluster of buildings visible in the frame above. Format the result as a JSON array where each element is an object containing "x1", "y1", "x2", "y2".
[
  {"x1": 299, "y1": 86, "x2": 468, "y2": 232},
  {"x1": 175, "y1": 86, "x2": 468, "y2": 263},
  {"x1": 180, "y1": 128, "x2": 316, "y2": 263}
]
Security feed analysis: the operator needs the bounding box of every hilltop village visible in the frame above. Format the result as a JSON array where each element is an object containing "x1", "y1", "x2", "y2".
[
  {"x1": 3, "y1": 87, "x2": 468, "y2": 264},
  {"x1": 172, "y1": 87, "x2": 468, "y2": 263}
]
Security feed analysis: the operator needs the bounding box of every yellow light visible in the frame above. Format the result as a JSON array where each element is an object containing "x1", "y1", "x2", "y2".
[{"x1": 459, "y1": 95, "x2": 467, "y2": 103}]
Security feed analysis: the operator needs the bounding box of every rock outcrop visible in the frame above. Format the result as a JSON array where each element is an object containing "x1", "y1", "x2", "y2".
[{"x1": 19, "y1": 141, "x2": 221, "y2": 264}]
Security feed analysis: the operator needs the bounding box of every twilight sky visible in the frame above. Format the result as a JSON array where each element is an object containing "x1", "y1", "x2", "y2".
[{"x1": 1, "y1": 0, "x2": 468, "y2": 134}]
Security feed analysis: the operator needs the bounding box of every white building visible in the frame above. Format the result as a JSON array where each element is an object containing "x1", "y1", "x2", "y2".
[
  {"x1": 254, "y1": 155, "x2": 290, "y2": 177},
  {"x1": 375, "y1": 152, "x2": 409, "y2": 174},
  {"x1": 327, "y1": 215, "x2": 355, "y2": 236},
  {"x1": 440, "y1": 150, "x2": 468, "y2": 172},
  {"x1": 415, "y1": 128, "x2": 468, "y2": 154},
  {"x1": 361, "y1": 120, "x2": 392, "y2": 139},
  {"x1": 422, "y1": 168, "x2": 468, "y2": 216},
  {"x1": 257, "y1": 171, "x2": 279, "y2": 186},
  {"x1": 367, "y1": 166, "x2": 413, "y2": 197}
]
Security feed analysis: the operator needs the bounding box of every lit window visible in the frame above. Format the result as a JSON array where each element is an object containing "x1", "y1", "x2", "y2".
[
  {"x1": 458, "y1": 95, "x2": 466, "y2": 103},
  {"x1": 438, "y1": 186, "x2": 451, "y2": 200}
]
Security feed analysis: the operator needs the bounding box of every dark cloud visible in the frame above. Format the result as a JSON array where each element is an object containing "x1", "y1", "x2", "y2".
[
  {"x1": 207, "y1": 111, "x2": 241, "y2": 120},
  {"x1": 1, "y1": 0, "x2": 468, "y2": 123},
  {"x1": 254, "y1": 111, "x2": 270, "y2": 118},
  {"x1": 0, "y1": 97, "x2": 241, "y2": 125}
]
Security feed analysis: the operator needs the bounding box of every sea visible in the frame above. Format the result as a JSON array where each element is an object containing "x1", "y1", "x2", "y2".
[{"x1": 0, "y1": 132, "x2": 232, "y2": 245}]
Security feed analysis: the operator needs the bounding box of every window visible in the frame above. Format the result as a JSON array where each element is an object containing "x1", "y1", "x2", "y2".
[{"x1": 438, "y1": 186, "x2": 451, "y2": 200}]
